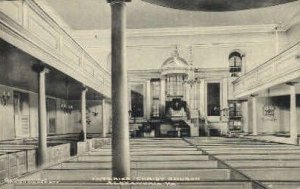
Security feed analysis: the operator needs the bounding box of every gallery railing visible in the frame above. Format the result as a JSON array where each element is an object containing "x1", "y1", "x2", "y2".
[{"x1": 233, "y1": 41, "x2": 300, "y2": 98}]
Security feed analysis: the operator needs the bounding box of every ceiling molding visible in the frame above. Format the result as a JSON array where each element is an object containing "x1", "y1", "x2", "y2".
[
  {"x1": 71, "y1": 24, "x2": 279, "y2": 39},
  {"x1": 33, "y1": 0, "x2": 71, "y2": 31}
]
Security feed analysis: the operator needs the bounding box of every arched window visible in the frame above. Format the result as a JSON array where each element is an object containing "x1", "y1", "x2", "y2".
[{"x1": 229, "y1": 51, "x2": 243, "y2": 77}]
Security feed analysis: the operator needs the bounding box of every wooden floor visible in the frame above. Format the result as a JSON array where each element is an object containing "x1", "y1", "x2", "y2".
[{"x1": 3, "y1": 137, "x2": 300, "y2": 188}]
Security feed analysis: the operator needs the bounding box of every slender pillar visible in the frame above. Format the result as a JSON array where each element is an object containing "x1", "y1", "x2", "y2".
[
  {"x1": 242, "y1": 101, "x2": 249, "y2": 133},
  {"x1": 146, "y1": 80, "x2": 151, "y2": 119},
  {"x1": 222, "y1": 78, "x2": 228, "y2": 109},
  {"x1": 81, "y1": 87, "x2": 88, "y2": 141},
  {"x1": 199, "y1": 79, "x2": 205, "y2": 116},
  {"x1": 128, "y1": 85, "x2": 131, "y2": 114},
  {"x1": 251, "y1": 95, "x2": 258, "y2": 135},
  {"x1": 287, "y1": 82, "x2": 298, "y2": 144},
  {"x1": 108, "y1": 0, "x2": 131, "y2": 178},
  {"x1": 102, "y1": 99, "x2": 107, "y2": 138},
  {"x1": 160, "y1": 77, "x2": 166, "y2": 118},
  {"x1": 37, "y1": 67, "x2": 49, "y2": 167}
]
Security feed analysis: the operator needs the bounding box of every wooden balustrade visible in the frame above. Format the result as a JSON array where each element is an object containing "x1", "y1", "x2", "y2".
[
  {"x1": 0, "y1": 0, "x2": 111, "y2": 98},
  {"x1": 233, "y1": 42, "x2": 300, "y2": 98}
]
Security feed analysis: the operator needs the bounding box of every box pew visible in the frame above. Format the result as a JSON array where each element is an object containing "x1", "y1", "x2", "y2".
[
  {"x1": 225, "y1": 159, "x2": 300, "y2": 168},
  {"x1": 262, "y1": 181, "x2": 300, "y2": 189},
  {"x1": 204, "y1": 148, "x2": 300, "y2": 155},
  {"x1": 50, "y1": 160, "x2": 219, "y2": 169},
  {"x1": 88, "y1": 150, "x2": 202, "y2": 156},
  {"x1": 0, "y1": 145, "x2": 37, "y2": 173},
  {"x1": 215, "y1": 154, "x2": 300, "y2": 160},
  {"x1": 239, "y1": 167, "x2": 300, "y2": 181},
  {"x1": 0, "y1": 153, "x2": 8, "y2": 183},
  {"x1": 0, "y1": 150, "x2": 25, "y2": 178},
  {"x1": 12, "y1": 181, "x2": 253, "y2": 189},
  {"x1": 76, "y1": 154, "x2": 210, "y2": 162},
  {"x1": 77, "y1": 139, "x2": 94, "y2": 155},
  {"x1": 47, "y1": 143, "x2": 71, "y2": 166},
  {"x1": 33, "y1": 168, "x2": 231, "y2": 181}
]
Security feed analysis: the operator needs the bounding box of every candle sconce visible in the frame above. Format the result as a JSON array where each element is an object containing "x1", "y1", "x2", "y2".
[{"x1": 1, "y1": 91, "x2": 10, "y2": 106}]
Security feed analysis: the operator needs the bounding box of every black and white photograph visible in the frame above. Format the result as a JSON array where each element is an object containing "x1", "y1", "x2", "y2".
[{"x1": 1, "y1": 0, "x2": 300, "y2": 188}]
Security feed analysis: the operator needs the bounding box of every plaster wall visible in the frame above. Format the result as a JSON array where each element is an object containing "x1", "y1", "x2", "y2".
[{"x1": 0, "y1": 84, "x2": 108, "y2": 140}]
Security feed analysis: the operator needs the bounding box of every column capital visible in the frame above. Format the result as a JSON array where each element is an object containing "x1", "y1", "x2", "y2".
[
  {"x1": 286, "y1": 82, "x2": 298, "y2": 86},
  {"x1": 81, "y1": 86, "x2": 88, "y2": 93},
  {"x1": 107, "y1": 0, "x2": 131, "y2": 4},
  {"x1": 32, "y1": 64, "x2": 50, "y2": 74}
]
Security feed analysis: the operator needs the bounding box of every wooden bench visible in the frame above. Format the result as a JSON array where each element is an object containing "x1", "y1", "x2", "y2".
[
  {"x1": 32, "y1": 168, "x2": 231, "y2": 181},
  {"x1": 0, "y1": 153, "x2": 8, "y2": 183},
  {"x1": 76, "y1": 154, "x2": 210, "y2": 162},
  {"x1": 11, "y1": 181, "x2": 253, "y2": 189},
  {"x1": 50, "y1": 160, "x2": 219, "y2": 170},
  {"x1": 12, "y1": 181, "x2": 253, "y2": 189},
  {"x1": 226, "y1": 159, "x2": 300, "y2": 168},
  {"x1": 240, "y1": 167, "x2": 300, "y2": 181},
  {"x1": 0, "y1": 149, "x2": 26, "y2": 178}
]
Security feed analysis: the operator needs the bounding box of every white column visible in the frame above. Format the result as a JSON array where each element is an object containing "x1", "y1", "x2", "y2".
[
  {"x1": 242, "y1": 101, "x2": 249, "y2": 133},
  {"x1": 81, "y1": 87, "x2": 88, "y2": 141},
  {"x1": 199, "y1": 79, "x2": 205, "y2": 116},
  {"x1": 251, "y1": 95, "x2": 258, "y2": 135},
  {"x1": 145, "y1": 80, "x2": 151, "y2": 119},
  {"x1": 160, "y1": 77, "x2": 166, "y2": 118},
  {"x1": 128, "y1": 85, "x2": 131, "y2": 113},
  {"x1": 222, "y1": 78, "x2": 228, "y2": 109},
  {"x1": 37, "y1": 67, "x2": 49, "y2": 168},
  {"x1": 102, "y1": 99, "x2": 107, "y2": 138},
  {"x1": 108, "y1": 0, "x2": 130, "y2": 178},
  {"x1": 288, "y1": 83, "x2": 298, "y2": 144}
]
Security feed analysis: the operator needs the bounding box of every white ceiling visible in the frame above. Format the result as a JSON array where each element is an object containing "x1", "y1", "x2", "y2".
[{"x1": 46, "y1": 0, "x2": 300, "y2": 30}]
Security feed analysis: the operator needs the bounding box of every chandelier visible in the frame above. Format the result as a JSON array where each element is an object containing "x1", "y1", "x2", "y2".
[{"x1": 60, "y1": 79, "x2": 73, "y2": 114}]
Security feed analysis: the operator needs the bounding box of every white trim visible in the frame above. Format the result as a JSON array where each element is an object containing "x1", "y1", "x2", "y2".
[{"x1": 71, "y1": 24, "x2": 278, "y2": 39}]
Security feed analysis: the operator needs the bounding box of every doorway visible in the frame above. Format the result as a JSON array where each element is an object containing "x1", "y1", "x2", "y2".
[{"x1": 13, "y1": 91, "x2": 30, "y2": 138}]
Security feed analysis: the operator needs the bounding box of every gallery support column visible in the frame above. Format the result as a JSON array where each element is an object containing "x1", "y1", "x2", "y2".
[
  {"x1": 146, "y1": 80, "x2": 151, "y2": 119},
  {"x1": 108, "y1": 0, "x2": 131, "y2": 178},
  {"x1": 38, "y1": 67, "x2": 49, "y2": 168},
  {"x1": 251, "y1": 95, "x2": 258, "y2": 136},
  {"x1": 199, "y1": 79, "x2": 205, "y2": 116},
  {"x1": 242, "y1": 101, "x2": 249, "y2": 133},
  {"x1": 81, "y1": 87, "x2": 88, "y2": 141},
  {"x1": 287, "y1": 82, "x2": 298, "y2": 144},
  {"x1": 102, "y1": 99, "x2": 107, "y2": 138}
]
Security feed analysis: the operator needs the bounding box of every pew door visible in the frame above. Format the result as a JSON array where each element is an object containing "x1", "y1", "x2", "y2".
[{"x1": 13, "y1": 91, "x2": 30, "y2": 138}]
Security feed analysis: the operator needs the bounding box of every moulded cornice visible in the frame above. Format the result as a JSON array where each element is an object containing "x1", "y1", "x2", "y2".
[
  {"x1": 71, "y1": 24, "x2": 279, "y2": 39},
  {"x1": 32, "y1": 0, "x2": 71, "y2": 31}
]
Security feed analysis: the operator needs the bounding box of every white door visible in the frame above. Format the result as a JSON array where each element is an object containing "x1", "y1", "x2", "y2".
[{"x1": 14, "y1": 91, "x2": 30, "y2": 138}]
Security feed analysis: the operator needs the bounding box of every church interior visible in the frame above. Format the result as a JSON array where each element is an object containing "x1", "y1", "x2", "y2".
[{"x1": 1, "y1": 0, "x2": 300, "y2": 188}]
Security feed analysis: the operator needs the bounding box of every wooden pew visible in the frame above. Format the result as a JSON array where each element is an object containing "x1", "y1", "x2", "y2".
[
  {"x1": 226, "y1": 159, "x2": 300, "y2": 168},
  {"x1": 0, "y1": 153, "x2": 8, "y2": 183},
  {"x1": 35, "y1": 168, "x2": 231, "y2": 181},
  {"x1": 50, "y1": 160, "x2": 219, "y2": 169},
  {"x1": 76, "y1": 154, "x2": 210, "y2": 162},
  {"x1": 12, "y1": 181, "x2": 253, "y2": 189},
  {"x1": 240, "y1": 167, "x2": 300, "y2": 181},
  {"x1": 0, "y1": 150, "x2": 26, "y2": 178}
]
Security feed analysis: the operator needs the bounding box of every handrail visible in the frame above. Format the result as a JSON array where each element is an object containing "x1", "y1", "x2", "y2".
[{"x1": 233, "y1": 40, "x2": 300, "y2": 83}]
